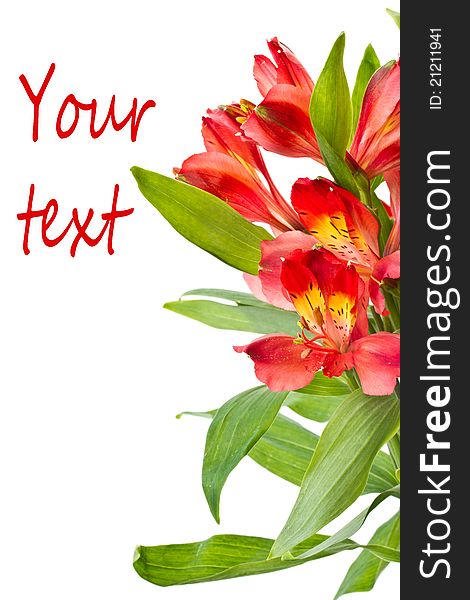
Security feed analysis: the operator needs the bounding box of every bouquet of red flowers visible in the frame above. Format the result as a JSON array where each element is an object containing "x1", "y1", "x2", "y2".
[{"x1": 132, "y1": 13, "x2": 400, "y2": 597}]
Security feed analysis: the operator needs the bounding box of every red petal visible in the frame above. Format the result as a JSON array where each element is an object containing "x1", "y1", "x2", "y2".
[
  {"x1": 242, "y1": 85, "x2": 322, "y2": 161},
  {"x1": 302, "y1": 249, "x2": 344, "y2": 298},
  {"x1": 243, "y1": 273, "x2": 269, "y2": 303},
  {"x1": 258, "y1": 232, "x2": 314, "y2": 310},
  {"x1": 280, "y1": 249, "x2": 360, "y2": 351},
  {"x1": 352, "y1": 332, "x2": 400, "y2": 395},
  {"x1": 370, "y1": 251, "x2": 400, "y2": 315},
  {"x1": 266, "y1": 38, "x2": 314, "y2": 92},
  {"x1": 324, "y1": 266, "x2": 360, "y2": 351},
  {"x1": 202, "y1": 107, "x2": 265, "y2": 172},
  {"x1": 177, "y1": 152, "x2": 299, "y2": 230},
  {"x1": 363, "y1": 129, "x2": 400, "y2": 178},
  {"x1": 297, "y1": 250, "x2": 363, "y2": 352},
  {"x1": 292, "y1": 178, "x2": 379, "y2": 268},
  {"x1": 202, "y1": 106, "x2": 301, "y2": 227},
  {"x1": 350, "y1": 60, "x2": 400, "y2": 177},
  {"x1": 254, "y1": 54, "x2": 278, "y2": 96},
  {"x1": 352, "y1": 282, "x2": 371, "y2": 341},
  {"x1": 323, "y1": 350, "x2": 354, "y2": 378},
  {"x1": 234, "y1": 335, "x2": 324, "y2": 391},
  {"x1": 373, "y1": 250, "x2": 400, "y2": 281},
  {"x1": 254, "y1": 38, "x2": 314, "y2": 97},
  {"x1": 280, "y1": 251, "x2": 326, "y2": 334}
]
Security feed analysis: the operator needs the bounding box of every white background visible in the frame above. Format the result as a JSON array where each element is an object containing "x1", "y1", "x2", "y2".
[{"x1": 0, "y1": 1, "x2": 400, "y2": 598}]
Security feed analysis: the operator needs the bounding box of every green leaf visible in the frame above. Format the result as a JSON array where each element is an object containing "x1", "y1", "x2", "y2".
[
  {"x1": 180, "y1": 410, "x2": 319, "y2": 486},
  {"x1": 252, "y1": 415, "x2": 395, "y2": 495},
  {"x1": 386, "y1": 8, "x2": 400, "y2": 29},
  {"x1": 181, "y1": 410, "x2": 397, "y2": 493},
  {"x1": 286, "y1": 372, "x2": 349, "y2": 422},
  {"x1": 365, "y1": 450, "x2": 398, "y2": 495},
  {"x1": 250, "y1": 413, "x2": 320, "y2": 485},
  {"x1": 270, "y1": 390, "x2": 400, "y2": 557},
  {"x1": 164, "y1": 293, "x2": 299, "y2": 335},
  {"x1": 203, "y1": 386, "x2": 288, "y2": 523},
  {"x1": 351, "y1": 44, "x2": 380, "y2": 134},
  {"x1": 371, "y1": 190, "x2": 393, "y2": 253},
  {"x1": 294, "y1": 485, "x2": 400, "y2": 561},
  {"x1": 371, "y1": 175, "x2": 384, "y2": 191},
  {"x1": 335, "y1": 512, "x2": 400, "y2": 598},
  {"x1": 310, "y1": 33, "x2": 352, "y2": 159},
  {"x1": 131, "y1": 167, "x2": 272, "y2": 275},
  {"x1": 133, "y1": 531, "x2": 397, "y2": 587},
  {"x1": 312, "y1": 130, "x2": 361, "y2": 196},
  {"x1": 181, "y1": 288, "x2": 269, "y2": 308},
  {"x1": 176, "y1": 410, "x2": 216, "y2": 420}
]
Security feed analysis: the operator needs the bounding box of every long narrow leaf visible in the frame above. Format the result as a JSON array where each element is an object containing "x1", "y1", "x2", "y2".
[
  {"x1": 294, "y1": 485, "x2": 400, "y2": 561},
  {"x1": 180, "y1": 410, "x2": 397, "y2": 493},
  {"x1": 270, "y1": 390, "x2": 400, "y2": 557},
  {"x1": 164, "y1": 299, "x2": 299, "y2": 335},
  {"x1": 310, "y1": 33, "x2": 352, "y2": 158},
  {"x1": 351, "y1": 44, "x2": 380, "y2": 134},
  {"x1": 335, "y1": 512, "x2": 400, "y2": 598},
  {"x1": 181, "y1": 288, "x2": 269, "y2": 307},
  {"x1": 134, "y1": 531, "x2": 398, "y2": 587},
  {"x1": 250, "y1": 413, "x2": 320, "y2": 485},
  {"x1": 286, "y1": 372, "x2": 349, "y2": 422},
  {"x1": 131, "y1": 167, "x2": 272, "y2": 275},
  {"x1": 202, "y1": 386, "x2": 287, "y2": 523}
]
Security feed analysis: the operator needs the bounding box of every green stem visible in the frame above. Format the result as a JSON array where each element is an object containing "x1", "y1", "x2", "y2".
[
  {"x1": 372, "y1": 310, "x2": 385, "y2": 333},
  {"x1": 382, "y1": 315, "x2": 395, "y2": 333},
  {"x1": 383, "y1": 290, "x2": 400, "y2": 331},
  {"x1": 343, "y1": 370, "x2": 360, "y2": 392},
  {"x1": 368, "y1": 317, "x2": 378, "y2": 333}
]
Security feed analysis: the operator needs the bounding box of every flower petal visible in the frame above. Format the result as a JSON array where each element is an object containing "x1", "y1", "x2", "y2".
[
  {"x1": 373, "y1": 250, "x2": 400, "y2": 281},
  {"x1": 351, "y1": 332, "x2": 400, "y2": 396},
  {"x1": 323, "y1": 350, "x2": 354, "y2": 378},
  {"x1": 324, "y1": 265, "x2": 360, "y2": 352},
  {"x1": 254, "y1": 54, "x2": 278, "y2": 96},
  {"x1": 177, "y1": 151, "x2": 300, "y2": 230},
  {"x1": 201, "y1": 105, "x2": 302, "y2": 230},
  {"x1": 280, "y1": 249, "x2": 361, "y2": 353},
  {"x1": 370, "y1": 250, "x2": 400, "y2": 315},
  {"x1": 234, "y1": 334, "x2": 324, "y2": 391},
  {"x1": 254, "y1": 38, "x2": 314, "y2": 97},
  {"x1": 242, "y1": 84, "x2": 322, "y2": 161},
  {"x1": 202, "y1": 107, "x2": 265, "y2": 173},
  {"x1": 281, "y1": 251, "x2": 326, "y2": 334},
  {"x1": 350, "y1": 60, "x2": 400, "y2": 177},
  {"x1": 243, "y1": 273, "x2": 269, "y2": 303},
  {"x1": 266, "y1": 38, "x2": 314, "y2": 91},
  {"x1": 258, "y1": 231, "x2": 315, "y2": 310},
  {"x1": 177, "y1": 152, "x2": 275, "y2": 223},
  {"x1": 292, "y1": 178, "x2": 379, "y2": 268},
  {"x1": 351, "y1": 280, "x2": 370, "y2": 341}
]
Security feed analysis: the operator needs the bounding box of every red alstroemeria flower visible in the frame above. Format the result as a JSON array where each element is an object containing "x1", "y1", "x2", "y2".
[
  {"x1": 241, "y1": 38, "x2": 323, "y2": 162},
  {"x1": 176, "y1": 105, "x2": 302, "y2": 232},
  {"x1": 235, "y1": 250, "x2": 400, "y2": 396},
  {"x1": 350, "y1": 60, "x2": 400, "y2": 178},
  {"x1": 244, "y1": 177, "x2": 400, "y2": 315},
  {"x1": 291, "y1": 177, "x2": 400, "y2": 314}
]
